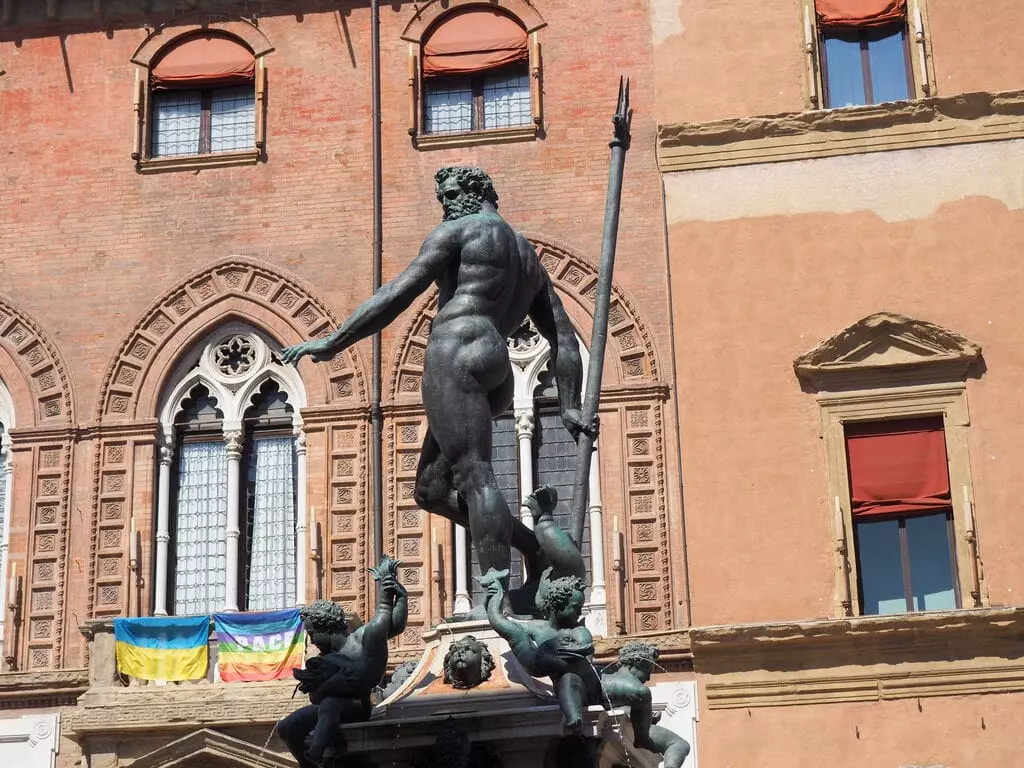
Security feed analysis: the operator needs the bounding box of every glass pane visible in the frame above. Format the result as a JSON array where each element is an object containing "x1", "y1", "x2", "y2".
[
  {"x1": 174, "y1": 441, "x2": 228, "y2": 615},
  {"x1": 151, "y1": 90, "x2": 202, "y2": 157},
  {"x1": 823, "y1": 34, "x2": 867, "y2": 108},
  {"x1": 867, "y1": 27, "x2": 910, "y2": 103},
  {"x1": 483, "y1": 68, "x2": 531, "y2": 129},
  {"x1": 855, "y1": 518, "x2": 906, "y2": 614},
  {"x1": 424, "y1": 78, "x2": 473, "y2": 134},
  {"x1": 210, "y1": 85, "x2": 256, "y2": 153},
  {"x1": 246, "y1": 436, "x2": 297, "y2": 611},
  {"x1": 906, "y1": 512, "x2": 957, "y2": 611}
]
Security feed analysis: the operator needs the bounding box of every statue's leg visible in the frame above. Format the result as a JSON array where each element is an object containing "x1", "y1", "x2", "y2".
[
  {"x1": 307, "y1": 697, "x2": 342, "y2": 763},
  {"x1": 276, "y1": 704, "x2": 320, "y2": 768},
  {"x1": 526, "y1": 485, "x2": 586, "y2": 581},
  {"x1": 423, "y1": 321, "x2": 514, "y2": 589},
  {"x1": 647, "y1": 725, "x2": 691, "y2": 768},
  {"x1": 555, "y1": 672, "x2": 589, "y2": 730}
]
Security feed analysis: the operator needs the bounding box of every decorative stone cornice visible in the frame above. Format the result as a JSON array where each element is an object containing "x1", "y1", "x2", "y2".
[
  {"x1": 0, "y1": 668, "x2": 88, "y2": 709},
  {"x1": 692, "y1": 607, "x2": 1024, "y2": 709},
  {"x1": 794, "y1": 312, "x2": 982, "y2": 391},
  {"x1": 658, "y1": 89, "x2": 1024, "y2": 172}
]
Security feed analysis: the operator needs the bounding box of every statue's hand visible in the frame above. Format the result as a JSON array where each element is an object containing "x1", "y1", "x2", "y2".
[
  {"x1": 561, "y1": 408, "x2": 599, "y2": 442},
  {"x1": 381, "y1": 574, "x2": 407, "y2": 599},
  {"x1": 476, "y1": 568, "x2": 509, "y2": 606},
  {"x1": 280, "y1": 339, "x2": 333, "y2": 365}
]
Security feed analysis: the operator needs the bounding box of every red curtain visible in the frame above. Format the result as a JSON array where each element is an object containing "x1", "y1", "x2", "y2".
[
  {"x1": 815, "y1": 0, "x2": 907, "y2": 30},
  {"x1": 845, "y1": 417, "x2": 951, "y2": 518},
  {"x1": 423, "y1": 8, "x2": 528, "y2": 77},
  {"x1": 152, "y1": 34, "x2": 255, "y2": 89}
]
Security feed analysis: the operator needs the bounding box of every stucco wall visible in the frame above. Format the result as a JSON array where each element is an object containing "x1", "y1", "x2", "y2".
[{"x1": 664, "y1": 139, "x2": 1024, "y2": 624}]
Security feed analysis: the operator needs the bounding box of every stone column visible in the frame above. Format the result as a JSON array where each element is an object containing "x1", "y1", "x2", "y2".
[
  {"x1": 0, "y1": 432, "x2": 12, "y2": 648},
  {"x1": 453, "y1": 525, "x2": 472, "y2": 615},
  {"x1": 586, "y1": 446, "x2": 608, "y2": 636},
  {"x1": 223, "y1": 428, "x2": 243, "y2": 613},
  {"x1": 153, "y1": 430, "x2": 174, "y2": 616},
  {"x1": 294, "y1": 428, "x2": 307, "y2": 606},
  {"x1": 514, "y1": 408, "x2": 536, "y2": 530}
]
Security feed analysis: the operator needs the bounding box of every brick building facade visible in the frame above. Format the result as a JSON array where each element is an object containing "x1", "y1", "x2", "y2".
[{"x1": 2, "y1": 0, "x2": 1023, "y2": 766}]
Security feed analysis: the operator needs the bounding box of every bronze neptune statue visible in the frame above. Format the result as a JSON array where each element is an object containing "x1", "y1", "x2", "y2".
[{"x1": 281, "y1": 167, "x2": 593, "y2": 609}]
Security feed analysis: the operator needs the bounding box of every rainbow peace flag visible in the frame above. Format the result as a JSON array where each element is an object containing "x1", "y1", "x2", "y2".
[
  {"x1": 113, "y1": 616, "x2": 210, "y2": 682},
  {"x1": 214, "y1": 608, "x2": 305, "y2": 682}
]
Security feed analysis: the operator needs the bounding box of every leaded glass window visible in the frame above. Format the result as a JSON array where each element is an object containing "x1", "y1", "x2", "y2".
[
  {"x1": 151, "y1": 86, "x2": 255, "y2": 158},
  {"x1": 173, "y1": 440, "x2": 229, "y2": 616},
  {"x1": 245, "y1": 436, "x2": 297, "y2": 611},
  {"x1": 424, "y1": 65, "x2": 531, "y2": 135}
]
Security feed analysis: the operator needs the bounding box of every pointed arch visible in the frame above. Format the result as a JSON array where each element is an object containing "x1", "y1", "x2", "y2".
[
  {"x1": 387, "y1": 235, "x2": 660, "y2": 402},
  {"x1": 0, "y1": 295, "x2": 74, "y2": 427},
  {"x1": 96, "y1": 258, "x2": 366, "y2": 422}
]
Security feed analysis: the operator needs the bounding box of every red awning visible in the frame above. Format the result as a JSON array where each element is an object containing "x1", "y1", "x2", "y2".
[
  {"x1": 152, "y1": 34, "x2": 255, "y2": 89},
  {"x1": 815, "y1": 0, "x2": 907, "y2": 30},
  {"x1": 423, "y1": 8, "x2": 528, "y2": 77},
  {"x1": 845, "y1": 417, "x2": 951, "y2": 518}
]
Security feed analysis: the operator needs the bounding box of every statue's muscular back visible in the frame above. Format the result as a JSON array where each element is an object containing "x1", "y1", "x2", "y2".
[{"x1": 425, "y1": 212, "x2": 545, "y2": 398}]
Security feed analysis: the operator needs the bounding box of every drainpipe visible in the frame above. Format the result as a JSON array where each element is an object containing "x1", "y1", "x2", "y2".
[{"x1": 370, "y1": 0, "x2": 384, "y2": 564}]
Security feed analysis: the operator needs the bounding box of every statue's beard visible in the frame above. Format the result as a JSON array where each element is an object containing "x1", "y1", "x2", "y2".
[{"x1": 441, "y1": 194, "x2": 484, "y2": 221}]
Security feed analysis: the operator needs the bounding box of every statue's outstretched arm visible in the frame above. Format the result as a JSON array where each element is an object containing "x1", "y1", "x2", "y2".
[
  {"x1": 479, "y1": 568, "x2": 563, "y2": 677},
  {"x1": 281, "y1": 227, "x2": 457, "y2": 364},
  {"x1": 528, "y1": 274, "x2": 590, "y2": 440}
]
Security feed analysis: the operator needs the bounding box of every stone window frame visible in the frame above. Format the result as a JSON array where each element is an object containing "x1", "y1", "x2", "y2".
[
  {"x1": 400, "y1": 0, "x2": 546, "y2": 150},
  {"x1": 799, "y1": 0, "x2": 934, "y2": 110},
  {"x1": 795, "y1": 313, "x2": 985, "y2": 618},
  {"x1": 129, "y1": 21, "x2": 273, "y2": 174}
]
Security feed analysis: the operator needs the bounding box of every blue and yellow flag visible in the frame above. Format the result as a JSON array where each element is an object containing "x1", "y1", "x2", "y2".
[{"x1": 113, "y1": 616, "x2": 210, "y2": 681}]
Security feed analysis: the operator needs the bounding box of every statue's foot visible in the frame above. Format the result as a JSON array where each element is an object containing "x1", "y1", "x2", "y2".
[
  {"x1": 564, "y1": 715, "x2": 584, "y2": 733},
  {"x1": 524, "y1": 485, "x2": 558, "y2": 526}
]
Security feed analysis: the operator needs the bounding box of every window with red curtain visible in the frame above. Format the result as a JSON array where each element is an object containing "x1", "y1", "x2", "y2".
[
  {"x1": 845, "y1": 417, "x2": 959, "y2": 616},
  {"x1": 815, "y1": 0, "x2": 913, "y2": 108},
  {"x1": 149, "y1": 33, "x2": 257, "y2": 158},
  {"x1": 421, "y1": 8, "x2": 532, "y2": 135}
]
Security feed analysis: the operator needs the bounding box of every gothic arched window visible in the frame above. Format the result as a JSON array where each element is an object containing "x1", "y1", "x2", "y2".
[{"x1": 155, "y1": 328, "x2": 307, "y2": 616}]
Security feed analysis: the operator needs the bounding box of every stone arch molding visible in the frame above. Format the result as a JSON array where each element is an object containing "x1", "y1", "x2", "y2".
[
  {"x1": 130, "y1": 15, "x2": 274, "y2": 67},
  {"x1": 388, "y1": 236, "x2": 659, "y2": 401},
  {"x1": 97, "y1": 257, "x2": 366, "y2": 422},
  {"x1": 0, "y1": 295, "x2": 74, "y2": 427},
  {"x1": 400, "y1": 0, "x2": 547, "y2": 42}
]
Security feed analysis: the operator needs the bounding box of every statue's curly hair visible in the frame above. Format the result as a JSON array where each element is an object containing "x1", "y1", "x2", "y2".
[
  {"x1": 434, "y1": 166, "x2": 499, "y2": 207},
  {"x1": 536, "y1": 573, "x2": 586, "y2": 614},
  {"x1": 442, "y1": 635, "x2": 495, "y2": 689},
  {"x1": 618, "y1": 640, "x2": 659, "y2": 668},
  {"x1": 299, "y1": 598, "x2": 348, "y2": 634}
]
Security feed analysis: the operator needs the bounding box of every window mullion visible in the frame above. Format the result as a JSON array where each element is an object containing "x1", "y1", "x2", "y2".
[
  {"x1": 472, "y1": 77, "x2": 484, "y2": 131},
  {"x1": 898, "y1": 518, "x2": 914, "y2": 611},
  {"x1": 199, "y1": 90, "x2": 213, "y2": 154},
  {"x1": 859, "y1": 34, "x2": 874, "y2": 104}
]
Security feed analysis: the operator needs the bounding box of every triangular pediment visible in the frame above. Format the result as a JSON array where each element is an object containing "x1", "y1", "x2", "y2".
[
  {"x1": 131, "y1": 728, "x2": 297, "y2": 768},
  {"x1": 794, "y1": 312, "x2": 982, "y2": 390}
]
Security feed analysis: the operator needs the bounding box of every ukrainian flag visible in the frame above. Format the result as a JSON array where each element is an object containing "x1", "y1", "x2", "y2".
[{"x1": 114, "y1": 616, "x2": 210, "y2": 681}]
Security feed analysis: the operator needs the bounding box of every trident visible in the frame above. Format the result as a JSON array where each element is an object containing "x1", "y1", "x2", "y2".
[{"x1": 568, "y1": 78, "x2": 633, "y2": 548}]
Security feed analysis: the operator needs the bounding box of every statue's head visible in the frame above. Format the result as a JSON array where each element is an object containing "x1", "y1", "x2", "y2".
[
  {"x1": 435, "y1": 166, "x2": 499, "y2": 221},
  {"x1": 536, "y1": 571, "x2": 586, "y2": 627},
  {"x1": 618, "y1": 641, "x2": 659, "y2": 683},
  {"x1": 442, "y1": 635, "x2": 495, "y2": 689},
  {"x1": 299, "y1": 598, "x2": 349, "y2": 651}
]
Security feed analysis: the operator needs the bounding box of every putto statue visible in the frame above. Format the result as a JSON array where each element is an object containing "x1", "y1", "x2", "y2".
[
  {"x1": 601, "y1": 642, "x2": 691, "y2": 768},
  {"x1": 480, "y1": 486, "x2": 601, "y2": 729},
  {"x1": 281, "y1": 167, "x2": 594, "y2": 609},
  {"x1": 277, "y1": 556, "x2": 408, "y2": 768},
  {"x1": 442, "y1": 635, "x2": 495, "y2": 690}
]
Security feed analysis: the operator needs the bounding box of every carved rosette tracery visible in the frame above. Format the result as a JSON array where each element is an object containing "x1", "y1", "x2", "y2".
[{"x1": 388, "y1": 238, "x2": 660, "y2": 402}]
